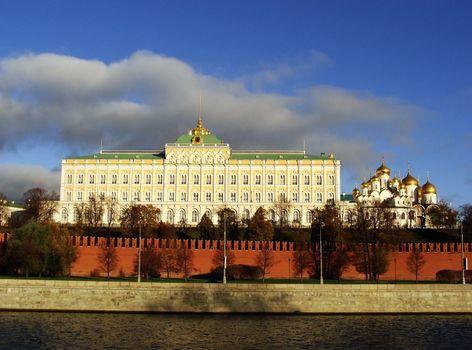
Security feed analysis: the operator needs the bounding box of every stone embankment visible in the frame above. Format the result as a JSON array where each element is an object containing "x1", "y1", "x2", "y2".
[{"x1": 1, "y1": 279, "x2": 472, "y2": 313}]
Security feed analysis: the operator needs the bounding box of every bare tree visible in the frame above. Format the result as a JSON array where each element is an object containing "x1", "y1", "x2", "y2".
[
  {"x1": 84, "y1": 194, "x2": 105, "y2": 228},
  {"x1": 73, "y1": 202, "x2": 87, "y2": 231},
  {"x1": 176, "y1": 244, "x2": 195, "y2": 280},
  {"x1": 292, "y1": 250, "x2": 311, "y2": 281},
  {"x1": 255, "y1": 242, "x2": 276, "y2": 282},
  {"x1": 212, "y1": 247, "x2": 236, "y2": 268},
  {"x1": 135, "y1": 245, "x2": 161, "y2": 280},
  {"x1": 104, "y1": 196, "x2": 118, "y2": 228},
  {"x1": 272, "y1": 193, "x2": 292, "y2": 228},
  {"x1": 23, "y1": 188, "x2": 58, "y2": 223},
  {"x1": 98, "y1": 240, "x2": 119, "y2": 278},
  {"x1": 120, "y1": 204, "x2": 160, "y2": 237},
  {"x1": 0, "y1": 193, "x2": 8, "y2": 226},
  {"x1": 160, "y1": 248, "x2": 177, "y2": 278},
  {"x1": 407, "y1": 249, "x2": 426, "y2": 282}
]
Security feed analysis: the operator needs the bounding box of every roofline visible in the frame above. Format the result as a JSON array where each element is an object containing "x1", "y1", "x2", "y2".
[
  {"x1": 101, "y1": 149, "x2": 163, "y2": 154},
  {"x1": 232, "y1": 149, "x2": 306, "y2": 154}
]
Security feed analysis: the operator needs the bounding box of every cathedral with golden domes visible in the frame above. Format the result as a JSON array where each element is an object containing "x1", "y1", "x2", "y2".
[{"x1": 340, "y1": 161, "x2": 439, "y2": 228}]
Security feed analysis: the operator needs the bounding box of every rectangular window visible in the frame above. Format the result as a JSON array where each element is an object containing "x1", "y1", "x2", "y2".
[
  {"x1": 181, "y1": 192, "x2": 187, "y2": 201},
  {"x1": 230, "y1": 192, "x2": 236, "y2": 202},
  {"x1": 316, "y1": 175, "x2": 322, "y2": 185},
  {"x1": 243, "y1": 192, "x2": 249, "y2": 202},
  {"x1": 134, "y1": 174, "x2": 140, "y2": 184},
  {"x1": 255, "y1": 192, "x2": 261, "y2": 202},
  {"x1": 169, "y1": 192, "x2": 175, "y2": 201},
  {"x1": 231, "y1": 174, "x2": 236, "y2": 185},
  {"x1": 218, "y1": 192, "x2": 224, "y2": 202},
  {"x1": 193, "y1": 192, "x2": 199, "y2": 201},
  {"x1": 316, "y1": 192, "x2": 322, "y2": 203},
  {"x1": 123, "y1": 174, "x2": 129, "y2": 184},
  {"x1": 267, "y1": 192, "x2": 274, "y2": 202},
  {"x1": 133, "y1": 191, "x2": 140, "y2": 201},
  {"x1": 218, "y1": 174, "x2": 224, "y2": 185},
  {"x1": 206, "y1": 175, "x2": 212, "y2": 185},
  {"x1": 292, "y1": 193, "x2": 298, "y2": 202},
  {"x1": 66, "y1": 192, "x2": 72, "y2": 201},
  {"x1": 111, "y1": 192, "x2": 117, "y2": 201},
  {"x1": 145, "y1": 192, "x2": 151, "y2": 201},
  {"x1": 292, "y1": 175, "x2": 298, "y2": 185},
  {"x1": 194, "y1": 175, "x2": 199, "y2": 185},
  {"x1": 146, "y1": 174, "x2": 152, "y2": 184},
  {"x1": 67, "y1": 174, "x2": 72, "y2": 184},
  {"x1": 181, "y1": 174, "x2": 187, "y2": 185},
  {"x1": 280, "y1": 175, "x2": 286, "y2": 185},
  {"x1": 268, "y1": 175, "x2": 273, "y2": 185},
  {"x1": 255, "y1": 175, "x2": 261, "y2": 185},
  {"x1": 243, "y1": 175, "x2": 249, "y2": 185},
  {"x1": 78, "y1": 174, "x2": 84, "y2": 184},
  {"x1": 88, "y1": 192, "x2": 94, "y2": 199},
  {"x1": 169, "y1": 174, "x2": 175, "y2": 184},
  {"x1": 100, "y1": 174, "x2": 106, "y2": 184},
  {"x1": 89, "y1": 174, "x2": 95, "y2": 184},
  {"x1": 122, "y1": 192, "x2": 128, "y2": 201},
  {"x1": 329, "y1": 175, "x2": 335, "y2": 185},
  {"x1": 304, "y1": 175, "x2": 310, "y2": 185},
  {"x1": 206, "y1": 192, "x2": 211, "y2": 202},
  {"x1": 304, "y1": 193, "x2": 310, "y2": 203},
  {"x1": 111, "y1": 174, "x2": 117, "y2": 184},
  {"x1": 157, "y1": 174, "x2": 163, "y2": 184},
  {"x1": 156, "y1": 192, "x2": 163, "y2": 201},
  {"x1": 77, "y1": 192, "x2": 83, "y2": 201}
]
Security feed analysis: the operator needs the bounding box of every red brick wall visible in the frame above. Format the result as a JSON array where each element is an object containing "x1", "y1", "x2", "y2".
[{"x1": 1, "y1": 234, "x2": 471, "y2": 280}]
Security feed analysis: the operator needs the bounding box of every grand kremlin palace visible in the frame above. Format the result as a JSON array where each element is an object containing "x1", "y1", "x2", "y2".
[{"x1": 55, "y1": 116, "x2": 341, "y2": 227}]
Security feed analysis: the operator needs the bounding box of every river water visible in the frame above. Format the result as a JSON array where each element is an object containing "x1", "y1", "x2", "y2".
[{"x1": 0, "y1": 312, "x2": 471, "y2": 349}]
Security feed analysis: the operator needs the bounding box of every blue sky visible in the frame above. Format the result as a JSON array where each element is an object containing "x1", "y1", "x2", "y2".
[{"x1": 0, "y1": 1, "x2": 471, "y2": 207}]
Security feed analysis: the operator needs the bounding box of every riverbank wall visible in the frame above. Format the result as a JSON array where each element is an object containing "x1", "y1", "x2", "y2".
[{"x1": 0, "y1": 279, "x2": 471, "y2": 313}]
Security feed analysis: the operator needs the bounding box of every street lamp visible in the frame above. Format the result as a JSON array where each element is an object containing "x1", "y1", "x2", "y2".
[
  {"x1": 288, "y1": 258, "x2": 291, "y2": 281},
  {"x1": 137, "y1": 225, "x2": 142, "y2": 283},
  {"x1": 223, "y1": 211, "x2": 227, "y2": 284},
  {"x1": 461, "y1": 222, "x2": 466, "y2": 285},
  {"x1": 320, "y1": 223, "x2": 325, "y2": 285}
]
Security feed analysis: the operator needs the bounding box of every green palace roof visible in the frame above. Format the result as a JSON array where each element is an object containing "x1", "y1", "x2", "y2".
[
  {"x1": 65, "y1": 152, "x2": 165, "y2": 160},
  {"x1": 229, "y1": 152, "x2": 329, "y2": 160}
]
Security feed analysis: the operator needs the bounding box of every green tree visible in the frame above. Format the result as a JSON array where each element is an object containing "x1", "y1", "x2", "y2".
[
  {"x1": 6, "y1": 221, "x2": 52, "y2": 277},
  {"x1": 428, "y1": 202, "x2": 458, "y2": 229},
  {"x1": 247, "y1": 207, "x2": 274, "y2": 241},
  {"x1": 292, "y1": 249, "x2": 311, "y2": 281},
  {"x1": 156, "y1": 222, "x2": 176, "y2": 239},
  {"x1": 217, "y1": 208, "x2": 239, "y2": 240},
  {"x1": 460, "y1": 204, "x2": 472, "y2": 240},
  {"x1": 198, "y1": 213, "x2": 216, "y2": 240}
]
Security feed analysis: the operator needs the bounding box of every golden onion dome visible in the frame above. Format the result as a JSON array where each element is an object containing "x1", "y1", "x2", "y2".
[
  {"x1": 392, "y1": 177, "x2": 400, "y2": 183},
  {"x1": 376, "y1": 161, "x2": 391, "y2": 176},
  {"x1": 352, "y1": 187, "x2": 361, "y2": 197},
  {"x1": 370, "y1": 175, "x2": 380, "y2": 182},
  {"x1": 422, "y1": 181, "x2": 437, "y2": 194},
  {"x1": 400, "y1": 182, "x2": 407, "y2": 189},
  {"x1": 361, "y1": 181, "x2": 369, "y2": 188},
  {"x1": 402, "y1": 170, "x2": 418, "y2": 186}
]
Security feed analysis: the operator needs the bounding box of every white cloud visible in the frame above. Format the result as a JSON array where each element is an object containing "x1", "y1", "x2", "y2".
[
  {"x1": 0, "y1": 51, "x2": 424, "y2": 198},
  {"x1": 0, "y1": 164, "x2": 59, "y2": 201}
]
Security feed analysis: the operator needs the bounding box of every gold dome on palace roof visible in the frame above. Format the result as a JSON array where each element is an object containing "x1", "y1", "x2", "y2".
[
  {"x1": 422, "y1": 181, "x2": 437, "y2": 194},
  {"x1": 392, "y1": 177, "x2": 400, "y2": 183},
  {"x1": 370, "y1": 175, "x2": 380, "y2": 182},
  {"x1": 361, "y1": 181, "x2": 369, "y2": 188},
  {"x1": 376, "y1": 161, "x2": 391, "y2": 176},
  {"x1": 402, "y1": 170, "x2": 418, "y2": 186},
  {"x1": 352, "y1": 187, "x2": 361, "y2": 196}
]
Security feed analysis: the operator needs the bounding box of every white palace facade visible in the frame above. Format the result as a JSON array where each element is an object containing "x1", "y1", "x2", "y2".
[{"x1": 56, "y1": 116, "x2": 341, "y2": 226}]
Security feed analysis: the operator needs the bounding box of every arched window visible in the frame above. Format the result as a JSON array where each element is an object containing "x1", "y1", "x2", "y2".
[
  {"x1": 269, "y1": 209, "x2": 276, "y2": 221},
  {"x1": 401, "y1": 212, "x2": 406, "y2": 220},
  {"x1": 243, "y1": 209, "x2": 250, "y2": 221},
  {"x1": 179, "y1": 209, "x2": 187, "y2": 223},
  {"x1": 167, "y1": 209, "x2": 174, "y2": 224},
  {"x1": 306, "y1": 211, "x2": 313, "y2": 224},
  {"x1": 205, "y1": 210, "x2": 212, "y2": 219},
  {"x1": 61, "y1": 208, "x2": 68, "y2": 221},
  {"x1": 192, "y1": 209, "x2": 199, "y2": 223},
  {"x1": 293, "y1": 210, "x2": 300, "y2": 223}
]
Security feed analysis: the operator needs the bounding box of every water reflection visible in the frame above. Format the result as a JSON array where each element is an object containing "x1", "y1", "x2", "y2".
[{"x1": 1, "y1": 313, "x2": 471, "y2": 349}]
